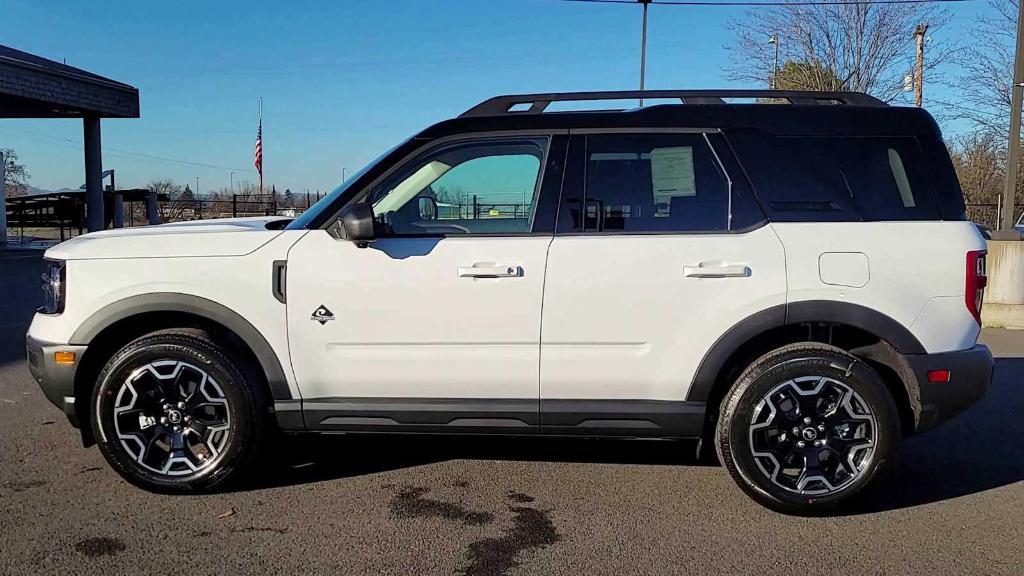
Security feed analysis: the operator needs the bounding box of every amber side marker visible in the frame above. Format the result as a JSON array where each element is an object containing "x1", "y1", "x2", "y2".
[{"x1": 54, "y1": 351, "x2": 76, "y2": 365}]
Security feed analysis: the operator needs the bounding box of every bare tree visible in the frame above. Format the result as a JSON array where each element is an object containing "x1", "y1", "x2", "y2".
[
  {"x1": 147, "y1": 179, "x2": 186, "y2": 222},
  {"x1": 952, "y1": 0, "x2": 1018, "y2": 136},
  {"x1": 726, "y1": 1, "x2": 953, "y2": 102},
  {"x1": 2, "y1": 147, "x2": 30, "y2": 196},
  {"x1": 949, "y1": 131, "x2": 1024, "y2": 227}
]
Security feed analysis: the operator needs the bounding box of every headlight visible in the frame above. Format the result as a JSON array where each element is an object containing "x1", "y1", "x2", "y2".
[{"x1": 40, "y1": 259, "x2": 66, "y2": 315}]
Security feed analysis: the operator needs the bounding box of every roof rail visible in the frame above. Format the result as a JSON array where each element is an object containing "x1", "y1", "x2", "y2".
[{"x1": 459, "y1": 90, "x2": 887, "y2": 117}]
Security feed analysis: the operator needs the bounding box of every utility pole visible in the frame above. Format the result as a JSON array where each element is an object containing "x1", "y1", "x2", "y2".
[
  {"x1": 230, "y1": 171, "x2": 234, "y2": 193},
  {"x1": 768, "y1": 34, "x2": 779, "y2": 89},
  {"x1": 913, "y1": 24, "x2": 928, "y2": 108},
  {"x1": 195, "y1": 176, "x2": 200, "y2": 197},
  {"x1": 1002, "y1": 3, "x2": 1024, "y2": 231},
  {"x1": 639, "y1": 0, "x2": 650, "y2": 106}
]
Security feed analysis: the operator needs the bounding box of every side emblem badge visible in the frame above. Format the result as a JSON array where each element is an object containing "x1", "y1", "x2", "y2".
[{"x1": 311, "y1": 305, "x2": 336, "y2": 325}]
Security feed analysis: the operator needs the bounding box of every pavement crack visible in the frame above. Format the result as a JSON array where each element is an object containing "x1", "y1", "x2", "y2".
[{"x1": 4, "y1": 479, "x2": 46, "y2": 492}]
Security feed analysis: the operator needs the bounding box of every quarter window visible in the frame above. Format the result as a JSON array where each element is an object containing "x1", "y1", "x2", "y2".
[{"x1": 728, "y1": 134, "x2": 939, "y2": 221}]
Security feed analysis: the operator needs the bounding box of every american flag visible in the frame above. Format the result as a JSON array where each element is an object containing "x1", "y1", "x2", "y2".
[{"x1": 254, "y1": 119, "x2": 263, "y2": 176}]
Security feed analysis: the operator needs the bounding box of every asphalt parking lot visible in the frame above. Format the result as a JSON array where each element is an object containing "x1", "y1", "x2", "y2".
[{"x1": 1, "y1": 250, "x2": 1022, "y2": 576}]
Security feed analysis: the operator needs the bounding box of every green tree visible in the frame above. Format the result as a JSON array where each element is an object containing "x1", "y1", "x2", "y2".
[{"x1": 769, "y1": 60, "x2": 847, "y2": 92}]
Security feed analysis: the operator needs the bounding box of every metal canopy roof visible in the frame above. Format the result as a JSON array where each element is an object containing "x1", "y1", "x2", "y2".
[{"x1": 0, "y1": 44, "x2": 139, "y2": 118}]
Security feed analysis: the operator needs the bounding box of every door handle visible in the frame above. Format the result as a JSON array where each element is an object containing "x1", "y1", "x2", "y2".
[
  {"x1": 683, "y1": 264, "x2": 751, "y2": 278},
  {"x1": 458, "y1": 264, "x2": 523, "y2": 278}
]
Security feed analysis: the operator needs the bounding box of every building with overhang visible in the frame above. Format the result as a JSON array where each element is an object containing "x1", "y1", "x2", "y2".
[{"x1": 0, "y1": 44, "x2": 141, "y2": 244}]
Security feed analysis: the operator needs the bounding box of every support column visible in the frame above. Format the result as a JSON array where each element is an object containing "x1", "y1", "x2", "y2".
[
  {"x1": 111, "y1": 169, "x2": 123, "y2": 228},
  {"x1": 0, "y1": 149, "x2": 7, "y2": 246},
  {"x1": 83, "y1": 116, "x2": 104, "y2": 232},
  {"x1": 113, "y1": 193, "x2": 124, "y2": 228},
  {"x1": 146, "y1": 189, "x2": 160, "y2": 225}
]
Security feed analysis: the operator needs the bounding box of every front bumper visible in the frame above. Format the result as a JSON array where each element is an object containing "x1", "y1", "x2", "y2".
[
  {"x1": 903, "y1": 344, "x2": 994, "y2": 433},
  {"x1": 26, "y1": 333, "x2": 87, "y2": 427}
]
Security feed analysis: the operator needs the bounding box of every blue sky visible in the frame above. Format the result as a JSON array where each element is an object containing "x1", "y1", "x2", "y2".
[{"x1": 0, "y1": 0, "x2": 994, "y2": 194}]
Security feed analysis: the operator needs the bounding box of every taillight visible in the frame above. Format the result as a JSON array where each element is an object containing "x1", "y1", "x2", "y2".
[{"x1": 966, "y1": 250, "x2": 987, "y2": 325}]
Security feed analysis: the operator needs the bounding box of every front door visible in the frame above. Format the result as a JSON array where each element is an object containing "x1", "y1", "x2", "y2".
[{"x1": 286, "y1": 134, "x2": 567, "y2": 432}]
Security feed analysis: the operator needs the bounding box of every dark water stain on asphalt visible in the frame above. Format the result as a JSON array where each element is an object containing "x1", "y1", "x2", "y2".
[
  {"x1": 506, "y1": 491, "x2": 534, "y2": 503},
  {"x1": 74, "y1": 537, "x2": 126, "y2": 558},
  {"x1": 454, "y1": 479, "x2": 471, "y2": 488},
  {"x1": 460, "y1": 494, "x2": 559, "y2": 576},
  {"x1": 390, "y1": 485, "x2": 493, "y2": 526}
]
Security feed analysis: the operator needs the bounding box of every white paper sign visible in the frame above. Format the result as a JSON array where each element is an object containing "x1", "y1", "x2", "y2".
[{"x1": 650, "y1": 147, "x2": 696, "y2": 210}]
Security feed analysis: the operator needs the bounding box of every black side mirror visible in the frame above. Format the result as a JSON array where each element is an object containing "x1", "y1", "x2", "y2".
[
  {"x1": 418, "y1": 196, "x2": 438, "y2": 220},
  {"x1": 340, "y1": 203, "x2": 376, "y2": 248}
]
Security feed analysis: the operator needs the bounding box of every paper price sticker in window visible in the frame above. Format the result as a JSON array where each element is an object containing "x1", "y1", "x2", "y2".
[{"x1": 650, "y1": 147, "x2": 696, "y2": 215}]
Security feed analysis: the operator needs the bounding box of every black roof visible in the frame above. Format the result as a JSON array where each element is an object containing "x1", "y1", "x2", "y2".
[{"x1": 417, "y1": 90, "x2": 940, "y2": 139}]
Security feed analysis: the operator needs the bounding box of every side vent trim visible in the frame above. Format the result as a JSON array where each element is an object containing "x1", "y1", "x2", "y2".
[{"x1": 272, "y1": 260, "x2": 287, "y2": 304}]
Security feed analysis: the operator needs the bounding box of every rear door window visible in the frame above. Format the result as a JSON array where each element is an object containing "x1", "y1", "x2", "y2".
[
  {"x1": 728, "y1": 133, "x2": 940, "y2": 221},
  {"x1": 556, "y1": 132, "x2": 763, "y2": 233}
]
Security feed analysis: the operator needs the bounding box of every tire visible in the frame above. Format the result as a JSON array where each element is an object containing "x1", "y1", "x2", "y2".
[
  {"x1": 91, "y1": 330, "x2": 265, "y2": 493},
  {"x1": 715, "y1": 343, "x2": 899, "y2": 514}
]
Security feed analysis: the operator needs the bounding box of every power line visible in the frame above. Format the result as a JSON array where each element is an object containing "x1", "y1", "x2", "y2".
[
  {"x1": 0, "y1": 127, "x2": 255, "y2": 173},
  {"x1": 561, "y1": 0, "x2": 971, "y2": 6}
]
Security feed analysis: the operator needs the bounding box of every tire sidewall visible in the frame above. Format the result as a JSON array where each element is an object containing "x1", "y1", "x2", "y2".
[
  {"x1": 91, "y1": 334, "x2": 259, "y2": 493},
  {"x1": 718, "y1": 348, "x2": 900, "y2": 513}
]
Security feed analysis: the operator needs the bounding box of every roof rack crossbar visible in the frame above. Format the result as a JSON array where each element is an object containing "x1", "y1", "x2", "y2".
[{"x1": 459, "y1": 90, "x2": 886, "y2": 117}]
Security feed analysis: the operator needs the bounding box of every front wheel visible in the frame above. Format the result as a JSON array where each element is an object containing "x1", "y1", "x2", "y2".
[
  {"x1": 716, "y1": 343, "x2": 900, "y2": 514},
  {"x1": 91, "y1": 330, "x2": 265, "y2": 493}
]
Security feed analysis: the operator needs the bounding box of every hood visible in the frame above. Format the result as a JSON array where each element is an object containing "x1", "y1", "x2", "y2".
[{"x1": 46, "y1": 216, "x2": 291, "y2": 261}]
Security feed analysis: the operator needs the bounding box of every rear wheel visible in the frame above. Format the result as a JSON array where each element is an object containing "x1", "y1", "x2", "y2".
[
  {"x1": 91, "y1": 331, "x2": 265, "y2": 493},
  {"x1": 715, "y1": 343, "x2": 899, "y2": 514}
]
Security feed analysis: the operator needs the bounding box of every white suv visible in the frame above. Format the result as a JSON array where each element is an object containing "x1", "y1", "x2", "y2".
[{"x1": 26, "y1": 91, "x2": 994, "y2": 514}]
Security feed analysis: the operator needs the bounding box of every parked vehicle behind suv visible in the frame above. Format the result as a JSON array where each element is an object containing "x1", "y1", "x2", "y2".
[{"x1": 26, "y1": 90, "x2": 993, "y2": 513}]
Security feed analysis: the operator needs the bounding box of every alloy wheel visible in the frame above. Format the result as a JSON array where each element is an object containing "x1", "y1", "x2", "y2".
[
  {"x1": 108, "y1": 360, "x2": 231, "y2": 476},
  {"x1": 748, "y1": 375, "x2": 877, "y2": 496}
]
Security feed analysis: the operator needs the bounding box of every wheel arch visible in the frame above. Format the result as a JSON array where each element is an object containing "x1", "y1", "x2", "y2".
[
  {"x1": 71, "y1": 293, "x2": 291, "y2": 446},
  {"x1": 688, "y1": 301, "x2": 925, "y2": 436}
]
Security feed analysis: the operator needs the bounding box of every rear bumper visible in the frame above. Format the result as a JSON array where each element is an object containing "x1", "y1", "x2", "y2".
[
  {"x1": 903, "y1": 344, "x2": 994, "y2": 433},
  {"x1": 26, "y1": 333, "x2": 87, "y2": 427}
]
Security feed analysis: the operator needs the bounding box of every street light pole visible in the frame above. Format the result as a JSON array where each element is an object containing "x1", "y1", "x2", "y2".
[{"x1": 768, "y1": 34, "x2": 779, "y2": 89}]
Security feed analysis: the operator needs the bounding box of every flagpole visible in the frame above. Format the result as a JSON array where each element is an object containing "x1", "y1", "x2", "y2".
[{"x1": 258, "y1": 97, "x2": 263, "y2": 195}]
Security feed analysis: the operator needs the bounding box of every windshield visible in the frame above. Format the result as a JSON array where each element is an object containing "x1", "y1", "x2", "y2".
[{"x1": 286, "y1": 138, "x2": 411, "y2": 230}]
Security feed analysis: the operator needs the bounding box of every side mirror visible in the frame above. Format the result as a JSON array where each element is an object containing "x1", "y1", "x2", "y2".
[
  {"x1": 418, "y1": 196, "x2": 438, "y2": 220},
  {"x1": 340, "y1": 203, "x2": 376, "y2": 248}
]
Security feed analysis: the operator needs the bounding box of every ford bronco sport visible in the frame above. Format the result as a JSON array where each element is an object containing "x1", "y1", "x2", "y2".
[{"x1": 26, "y1": 90, "x2": 993, "y2": 513}]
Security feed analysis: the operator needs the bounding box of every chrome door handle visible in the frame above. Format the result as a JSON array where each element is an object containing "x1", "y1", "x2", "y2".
[
  {"x1": 683, "y1": 264, "x2": 751, "y2": 278},
  {"x1": 458, "y1": 264, "x2": 522, "y2": 278}
]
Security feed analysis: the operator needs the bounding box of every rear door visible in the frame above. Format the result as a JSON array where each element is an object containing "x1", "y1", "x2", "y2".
[
  {"x1": 286, "y1": 134, "x2": 567, "y2": 433},
  {"x1": 539, "y1": 130, "x2": 787, "y2": 436}
]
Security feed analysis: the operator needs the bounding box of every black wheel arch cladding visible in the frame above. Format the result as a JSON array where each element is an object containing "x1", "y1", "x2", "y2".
[{"x1": 687, "y1": 300, "x2": 926, "y2": 408}]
